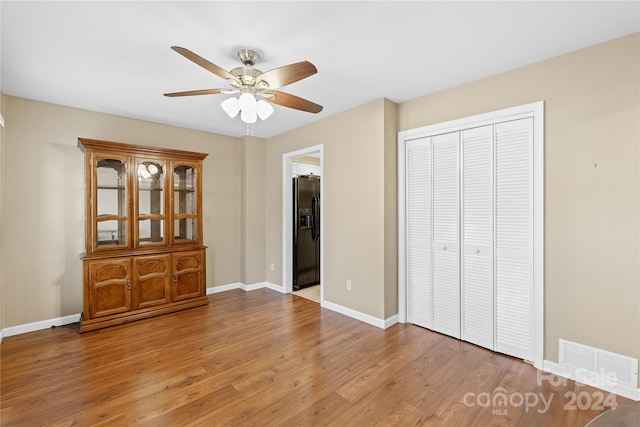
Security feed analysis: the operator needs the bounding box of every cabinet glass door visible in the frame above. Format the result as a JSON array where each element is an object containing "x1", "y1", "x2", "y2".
[
  {"x1": 95, "y1": 156, "x2": 129, "y2": 250},
  {"x1": 136, "y1": 158, "x2": 167, "y2": 246},
  {"x1": 172, "y1": 162, "x2": 199, "y2": 243}
]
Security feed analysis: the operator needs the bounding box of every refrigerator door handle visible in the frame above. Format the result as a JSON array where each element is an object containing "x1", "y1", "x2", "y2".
[{"x1": 311, "y1": 196, "x2": 320, "y2": 241}]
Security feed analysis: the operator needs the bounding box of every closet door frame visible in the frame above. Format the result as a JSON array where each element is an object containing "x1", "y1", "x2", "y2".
[{"x1": 397, "y1": 101, "x2": 544, "y2": 369}]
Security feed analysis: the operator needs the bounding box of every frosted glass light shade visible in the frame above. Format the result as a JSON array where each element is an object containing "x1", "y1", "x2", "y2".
[
  {"x1": 256, "y1": 99, "x2": 274, "y2": 120},
  {"x1": 238, "y1": 93, "x2": 257, "y2": 112},
  {"x1": 222, "y1": 93, "x2": 272, "y2": 124},
  {"x1": 241, "y1": 109, "x2": 257, "y2": 124},
  {"x1": 221, "y1": 97, "x2": 240, "y2": 118}
]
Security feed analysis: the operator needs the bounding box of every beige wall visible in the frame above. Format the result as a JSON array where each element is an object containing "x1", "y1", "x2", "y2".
[
  {"x1": 398, "y1": 33, "x2": 640, "y2": 363},
  {"x1": 383, "y1": 99, "x2": 398, "y2": 318},
  {"x1": 1, "y1": 96, "x2": 243, "y2": 327},
  {"x1": 240, "y1": 136, "x2": 266, "y2": 285},
  {"x1": 265, "y1": 99, "x2": 396, "y2": 320}
]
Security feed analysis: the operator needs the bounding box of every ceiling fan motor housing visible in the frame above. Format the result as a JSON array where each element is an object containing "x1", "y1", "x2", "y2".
[
  {"x1": 230, "y1": 66, "x2": 263, "y2": 87},
  {"x1": 232, "y1": 50, "x2": 264, "y2": 89}
]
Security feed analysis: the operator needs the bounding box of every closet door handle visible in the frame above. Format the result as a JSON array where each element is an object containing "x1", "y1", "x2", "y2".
[
  {"x1": 127, "y1": 279, "x2": 131, "y2": 290},
  {"x1": 173, "y1": 273, "x2": 178, "y2": 283},
  {"x1": 442, "y1": 245, "x2": 447, "y2": 251}
]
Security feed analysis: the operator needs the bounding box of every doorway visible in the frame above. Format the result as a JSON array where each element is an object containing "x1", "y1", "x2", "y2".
[{"x1": 282, "y1": 145, "x2": 324, "y2": 304}]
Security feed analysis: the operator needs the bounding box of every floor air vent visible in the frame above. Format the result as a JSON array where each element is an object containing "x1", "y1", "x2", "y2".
[{"x1": 559, "y1": 339, "x2": 638, "y2": 388}]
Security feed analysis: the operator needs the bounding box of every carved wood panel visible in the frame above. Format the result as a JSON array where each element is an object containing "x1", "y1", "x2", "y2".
[
  {"x1": 133, "y1": 254, "x2": 171, "y2": 309},
  {"x1": 88, "y1": 258, "x2": 132, "y2": 318},
  {"x1": 172, "y1": 250, "x2": 204, "y2": 301}
]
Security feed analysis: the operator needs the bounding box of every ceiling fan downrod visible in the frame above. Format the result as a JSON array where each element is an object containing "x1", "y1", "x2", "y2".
[{"x1": 237, "y1": 49, "x2": 260, "y2": 67}]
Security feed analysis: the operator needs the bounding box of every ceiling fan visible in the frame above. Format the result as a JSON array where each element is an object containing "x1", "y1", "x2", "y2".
[{"x1": 164, "y1": 46, "x2": 323, "y2": 124}]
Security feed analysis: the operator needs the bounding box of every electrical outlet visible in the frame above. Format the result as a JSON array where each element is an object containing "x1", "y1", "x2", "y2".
[
  {"x1": 270, "y1": 263, "x2": 275, "y2": 271},
  {"x1": 346, "y1": 280, "x2": 352, "y2": 291}
]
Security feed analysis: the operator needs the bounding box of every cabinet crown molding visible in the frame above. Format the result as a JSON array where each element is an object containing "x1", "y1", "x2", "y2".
[{"x1": 78, "y1": 138, "x2": 209, "y2": 161}]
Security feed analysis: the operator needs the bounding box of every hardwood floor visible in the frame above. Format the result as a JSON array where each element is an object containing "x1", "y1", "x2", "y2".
[{"x1": 0, "y1": 289, "x2": 630, "y2": 426}]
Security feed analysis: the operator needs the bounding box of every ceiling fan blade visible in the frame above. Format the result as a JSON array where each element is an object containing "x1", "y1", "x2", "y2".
[
  {"x1": 256, "y1": 61, "x2": 318, "y2": 89},
  {"x1": 164, "y1": 88, "x2": 225, "y2": 97},
  {"x1": 266, "y1": 91, "x2": 323, "y2": 114},
  {"x1": 171, "y1": 46, "x2": 239, "y2": 83}
]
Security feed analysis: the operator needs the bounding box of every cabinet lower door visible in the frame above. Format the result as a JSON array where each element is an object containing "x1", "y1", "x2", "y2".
[
  {"x1": 172, "y1": 250, "x2": 205, "y2": 301},
  {"x1": 133, "y1": 254, "x2": 171, "y2": 309},
  {"x1": 87, "y1": 258, "x2": 132, "y2": 318}
]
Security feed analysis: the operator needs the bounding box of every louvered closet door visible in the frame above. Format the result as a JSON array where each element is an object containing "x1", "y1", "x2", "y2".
[
  {"x1": 432, "y1": 131, "x2": 460, "y2": 339},
  {"x1": 461, "y1": 125, "x2": 494, "y2": 350},
  {"x1": 495, "y1": 118, "x2": 534, "y2": 361},
  {"x1": 406, "y1": 138, "x2": 432, "y2": 329}
]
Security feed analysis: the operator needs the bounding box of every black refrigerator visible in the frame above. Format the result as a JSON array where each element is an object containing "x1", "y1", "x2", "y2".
[{"x1": 293, "y1": 174, "x2": 320, "y2": 291}]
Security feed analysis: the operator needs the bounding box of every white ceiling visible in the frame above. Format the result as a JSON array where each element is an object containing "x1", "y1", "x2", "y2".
[{"x1": 1, "y1": 1, "x2": 638, "y2": 138}]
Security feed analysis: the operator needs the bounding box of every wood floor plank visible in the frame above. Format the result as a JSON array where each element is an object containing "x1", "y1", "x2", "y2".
[
  {"x1": 0, "y1": 288, "x2": 631, "y2": 426},
  {"x1": 373, "y1": 401, "x2": 426, "y2": 427}
]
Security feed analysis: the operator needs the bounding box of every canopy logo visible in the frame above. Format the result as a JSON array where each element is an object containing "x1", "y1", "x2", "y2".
[
  {"x1": 463, "y1": 369, "x2": 619, "y2": 416},
  {"x1": 463, "y1": 388, "x2": 552, "y2": 415}
]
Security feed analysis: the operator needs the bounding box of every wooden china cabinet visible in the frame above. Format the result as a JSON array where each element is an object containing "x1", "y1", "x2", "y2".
[{"x1": 78, "y1": 138, "x2": 209, "y2": 332}]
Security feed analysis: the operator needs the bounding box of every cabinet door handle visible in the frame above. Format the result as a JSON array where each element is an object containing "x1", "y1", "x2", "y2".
[
  {"x1": 443, "y1": 245, "x2": 447, "y2": 251},
  {"x1": 475, "y1": 249, "x2": 480, "y2": 254},
  {"x1": 173, "y1": 273, "x2": 178, "y2": 283},
  {"x1": 127, "y1": 279, "x2": 131, "y2": 290}
]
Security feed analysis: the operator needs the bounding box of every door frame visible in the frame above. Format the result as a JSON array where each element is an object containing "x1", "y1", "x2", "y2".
[
  {"x1": 282, "y1": 145, "x2": 324, "y2": 303},
  {"x1": 397, "y1": 101, "x2": 544, "y2": 368}
]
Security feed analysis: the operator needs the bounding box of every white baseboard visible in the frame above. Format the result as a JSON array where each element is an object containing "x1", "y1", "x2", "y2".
[
  {"x1": 244, "y1": 281, "x2": 275, "y2": 292},
  {"x1": 208, "y1": 282, "x2": 395, "y2": 330},
  {"x1": 1, "y1": 313, "x2": 82, "y2": 339},
  {"x1": 321, "y1": 300, "x2": 396, "y2": 330},
  {"x1": 0, "y1": 282, "x2": 394, "y2": 340},
  {"x1": 207, "y1": 282, "x2": 244, "y2": 294},
  {"x1": 384, "y1": 314, "x2": 399, "y2": 329},
  {"x1": 543, "y1": 360, "x2": 640, "y2": 401},
  {"x1": 207, "y1": 281, "x2": 282, "y2": 294},
  {"x1": 263, "y1": 282, "x2": 285, "y2": 293}
]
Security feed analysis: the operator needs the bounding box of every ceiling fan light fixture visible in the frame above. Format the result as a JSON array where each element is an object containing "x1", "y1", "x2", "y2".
[
  {"x1": 256, "y1": 99, "x2": 274, "y2": 120},
  {"x1": 238, "y1": 92, "x2": 257, "y2": 111},
  {"x1": 241, "y1": 108, "x2": 257, "y2": 124},
  {"x1": 221, "y1": 97, "x2": 240, "y2": 118}
]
